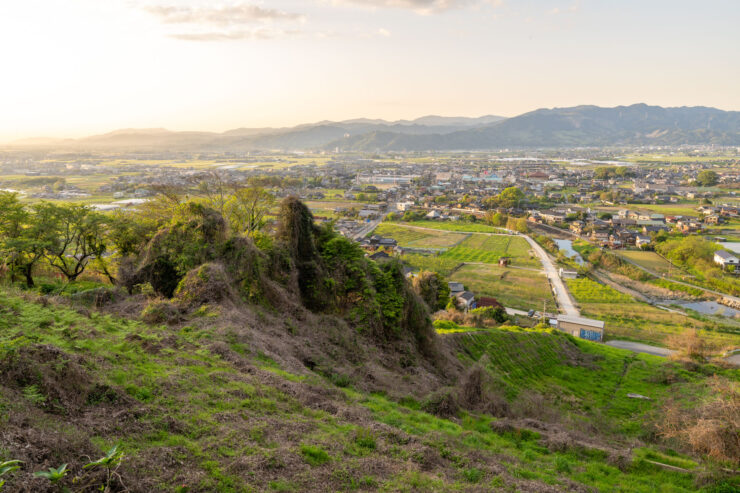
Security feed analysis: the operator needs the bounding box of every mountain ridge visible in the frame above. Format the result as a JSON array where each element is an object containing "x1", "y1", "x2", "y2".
[{"x1": 7, "y1": 104, "x2": 740, "y2": 150}]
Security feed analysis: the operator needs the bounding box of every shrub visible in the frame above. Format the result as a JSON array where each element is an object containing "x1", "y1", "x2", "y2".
[
  {"x1": 657, "y1": 376, "x2": 740, "y2": 465},
  {"x1": 300, "y1": 444, "x2": 331, "y2": 466},
  {"x1": 141, "y1": 299, "x2": 182, "y2": 324}
]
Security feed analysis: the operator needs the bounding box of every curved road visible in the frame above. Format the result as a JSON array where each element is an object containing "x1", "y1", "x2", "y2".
[{"x1": 520, "y1": 234, "x2": 580, "y2": 317}]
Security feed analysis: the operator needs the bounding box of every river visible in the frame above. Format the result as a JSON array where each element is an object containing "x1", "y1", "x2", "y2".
[{"x1": 554, "y1": 239, "x2": 585, "y2": 265}]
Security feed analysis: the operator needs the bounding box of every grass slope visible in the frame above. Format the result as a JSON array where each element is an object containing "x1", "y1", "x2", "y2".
[{"x1": 0, "y1": 289, "x2": 734, "y2": 491}]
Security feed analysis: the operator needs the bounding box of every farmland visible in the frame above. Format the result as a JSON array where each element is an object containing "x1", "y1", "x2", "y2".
[
  {"x1": 442, "y1": 234, "x2": 539, "y2": 267},
  {"x1": 392, "y1": 220, "x2": 506, "y2": 233},
  {"x1": 566, "y1": 278, "x2": 634, "y2": 304},
  {"x1": 566, "y1": 278, "x2": 740, "y2": 347},
  {"x1": 449, "y1": 264, "x2": 554, "y2": 311},
  {"x1": 616, "y1": 251, "x2": 680, "y2": 276},
  {"x1": 373, "y1": 223, "x2": 468, "y2": 249}
]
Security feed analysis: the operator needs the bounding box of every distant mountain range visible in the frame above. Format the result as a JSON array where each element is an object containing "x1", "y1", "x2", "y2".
[{"x1": 9, "y1": 104, "x2": 740, "y2": 151}]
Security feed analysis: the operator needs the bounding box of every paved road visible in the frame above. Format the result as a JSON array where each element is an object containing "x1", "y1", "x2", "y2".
[
  {"x1": 520, "y1": 234, "x2": 580, "y2": 317},
  {"x1": 351, "y1": 216, "x2": 385, "y2": 241},
  {"x1": 605, "y1": 340, "x2": 675, "y2": 357}
]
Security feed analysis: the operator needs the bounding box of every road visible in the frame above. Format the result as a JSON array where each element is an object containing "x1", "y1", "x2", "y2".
[
  {"x1": 351, "y1": 216, "x2": 386, "y2": 241},
  {"x1": 605, "y1": 340, "x2": 675, "y2": 357},
  {"x1": 520, "y1": 234, "x2": 580, "y2": 317}
]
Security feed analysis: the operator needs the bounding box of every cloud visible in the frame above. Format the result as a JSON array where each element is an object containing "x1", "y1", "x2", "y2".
[
  {"x1": 377, "y1": 27, "x2": 392, "y2": 37},
  {"x1": 143, "y1": 4, "x2": 305, "y2": 26},
  {"x1": 329, "y1": 0, "x2": 475, "y2": 14},
  {"x1": 140, "y1": 2, "x2": 306, "y2": 41},
  {"x1": 169, "y1": 29, "x2": 302, "y2": 41}
]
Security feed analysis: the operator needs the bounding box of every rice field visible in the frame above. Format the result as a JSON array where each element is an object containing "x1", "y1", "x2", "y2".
[{"x1": 442, "y1": 234, "x2": 539, "y2": 267}]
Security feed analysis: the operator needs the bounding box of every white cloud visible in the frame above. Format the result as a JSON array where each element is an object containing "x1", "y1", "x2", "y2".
[
  {"x1": 141, "y1": 2, "x2": 306, "y2": 40},
  {"x1": 143, "y1": 4, "x2": 305, "y2": 26},
  {"x1": 329, "y1": 0, "x2": 475, "y2": 15},
  {"x1": 377, "y1": 27, "x2": 392, "y2": 37}
]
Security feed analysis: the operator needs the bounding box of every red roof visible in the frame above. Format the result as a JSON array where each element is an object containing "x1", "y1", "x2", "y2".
[{"x1": 477, "y1": 297, "x2": 502, "y2": 308}]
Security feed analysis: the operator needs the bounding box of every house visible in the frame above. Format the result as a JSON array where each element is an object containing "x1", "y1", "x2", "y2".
[
  {"x1": 368, "y1": 251, "x2": 391, "y2": 262},
  {"x1": 714, "y1": 250, "x2": 739, "y2": 269},
  {"x1": 556, "y1": 315, "x2": 605, "y2": 341},
  {"x1": 448, "y1": 282, "x2": 465, "y2": 297},
  {"x1": 635, "y1": 235, "x2": 652, "y2": 248},
  {"x1": 498, "y1": 257, "x2": 510, "y2": 267},
  {"x1": 559, "y1": 268, "x2": 578, "y2": 279},
  {"x1": 456, "y1": 291, "x2": 477, "y2": 311}
]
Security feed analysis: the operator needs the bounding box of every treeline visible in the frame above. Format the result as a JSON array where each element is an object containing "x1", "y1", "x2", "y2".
[{"x1": 0, "y1": 184, "x2": 275, "y2": 288}]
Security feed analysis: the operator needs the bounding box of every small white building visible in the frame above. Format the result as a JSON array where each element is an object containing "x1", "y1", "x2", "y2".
[
  {"x1": 556, "y1": 315, "x2": 605, "y2": 342},
  {"x1": 714, "y1": 250, "x2": 739, "y2": 269},
  {"x1": 559, "y1": 268, "x2": 578, "y2": 279}
]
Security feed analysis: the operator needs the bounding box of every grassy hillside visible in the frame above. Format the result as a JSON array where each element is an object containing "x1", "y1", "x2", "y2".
[{"x1": 1, "y1": 289, "x2": 737, "y2": 492}]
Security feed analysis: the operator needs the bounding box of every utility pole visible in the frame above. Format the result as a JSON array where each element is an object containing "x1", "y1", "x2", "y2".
[{"x1": 541, "y1": 299, "x2": 547, "y2": 325}]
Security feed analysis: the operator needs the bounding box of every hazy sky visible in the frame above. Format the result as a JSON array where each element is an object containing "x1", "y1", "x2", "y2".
[{"x1": 1, "y1": 0, "x2": 738, "y2": 141}]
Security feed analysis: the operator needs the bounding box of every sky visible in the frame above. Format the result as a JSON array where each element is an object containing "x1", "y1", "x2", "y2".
[{"x1": 0, "y1": 0, "x2": 738, "y2": 141}]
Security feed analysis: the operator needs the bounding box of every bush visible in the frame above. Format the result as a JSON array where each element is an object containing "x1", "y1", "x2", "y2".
[
  {"x1": 141, "y1": 299, "x2": 182, "y2": 324},
  {"x1": 300, "y1": 445, "x2": 331, "y2": 466}
]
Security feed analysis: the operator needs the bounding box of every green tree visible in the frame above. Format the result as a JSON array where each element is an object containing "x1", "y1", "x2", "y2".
[
  {"x1": 40, "y1": 203, "x2": 108, "y2": 282},
  {"x1": 498, "y1": 187, "x2": 524, "y2": 208},
  {"x1": 696, "y1": 170, "x2": 719, "y2": 187},
  {"x1": 226, "y1": 187, "x2": 275, "y2": 235}
]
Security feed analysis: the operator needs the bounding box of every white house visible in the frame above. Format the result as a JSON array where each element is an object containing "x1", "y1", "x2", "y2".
[{"x1": 714, "y1": 250, "x2": 739, "y2": 269}]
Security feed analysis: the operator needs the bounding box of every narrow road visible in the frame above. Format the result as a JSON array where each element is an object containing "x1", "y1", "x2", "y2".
[
  {"x1": 352, "y1": 216, "x2": 386, "y2": 241},
  {"x1": 521, "y1": 234, "x2": 580, "y2": 317},
  {"x1": 605, "y1": 340, "x2": 675, "y2": 358}
]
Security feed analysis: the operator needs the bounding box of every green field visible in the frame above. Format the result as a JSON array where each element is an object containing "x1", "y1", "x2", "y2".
[
  {"x1": 373, "y1": 223, "x2": 468, "y2": 249},
  {"x1": 616, "y1": 250, "x2": 681, "y2": 276},
  {"x1": 442, "y1": 234, "x2": 539, "y2": 267},
  {"x1": 394, "y1": 220, "x2": 507, "y2": 233},
  {"x1": 566, "y1": 278, "x2": 634, "y2": 304},
  {"x1": 566, "y1": 278, "x2": 740, "y2": 348},
  {"x1": 450, "y1": 264, "x2": 554, "y2": 311},
  {"x1": 400, "y1": 253, "x2": 462, "y2": 277}
]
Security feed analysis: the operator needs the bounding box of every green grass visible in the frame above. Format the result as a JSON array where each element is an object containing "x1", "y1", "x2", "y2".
[
  {"x1": 400, "y1": 253, "x2": 462, "y2": 277},
  {"x1": 373, "y1": 223, "x2": 468, "y2": 249},
  {"x1": 449, "y1": 263, "x2": 554, "y2": 311},
  {"x1": 0, "y1": 287, "x2": 736, "y2": 492},
  {"x1": 442, "y1": 235, "x2": 539, "y2": 267},
  {"x1": 616, "y1": 251, "x2": 680, "y2": 276},
  {"x1": 393, "y1": 220, "x2": 507, "y2": 233},
  {"x1": 566, "y1": 278, "x2": 634, "y2": 304}
]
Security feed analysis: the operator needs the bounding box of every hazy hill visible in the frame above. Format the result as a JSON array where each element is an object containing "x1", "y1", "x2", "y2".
[
  {"x1": 8, "y1": 104, "x2": 740, "y2": 151},
  {"x1": 6, "y1": 115, "x2": 505, "y2": 151},
  {"x1": 332, "y1": 104, "x2": 740, "y2": 151}
]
